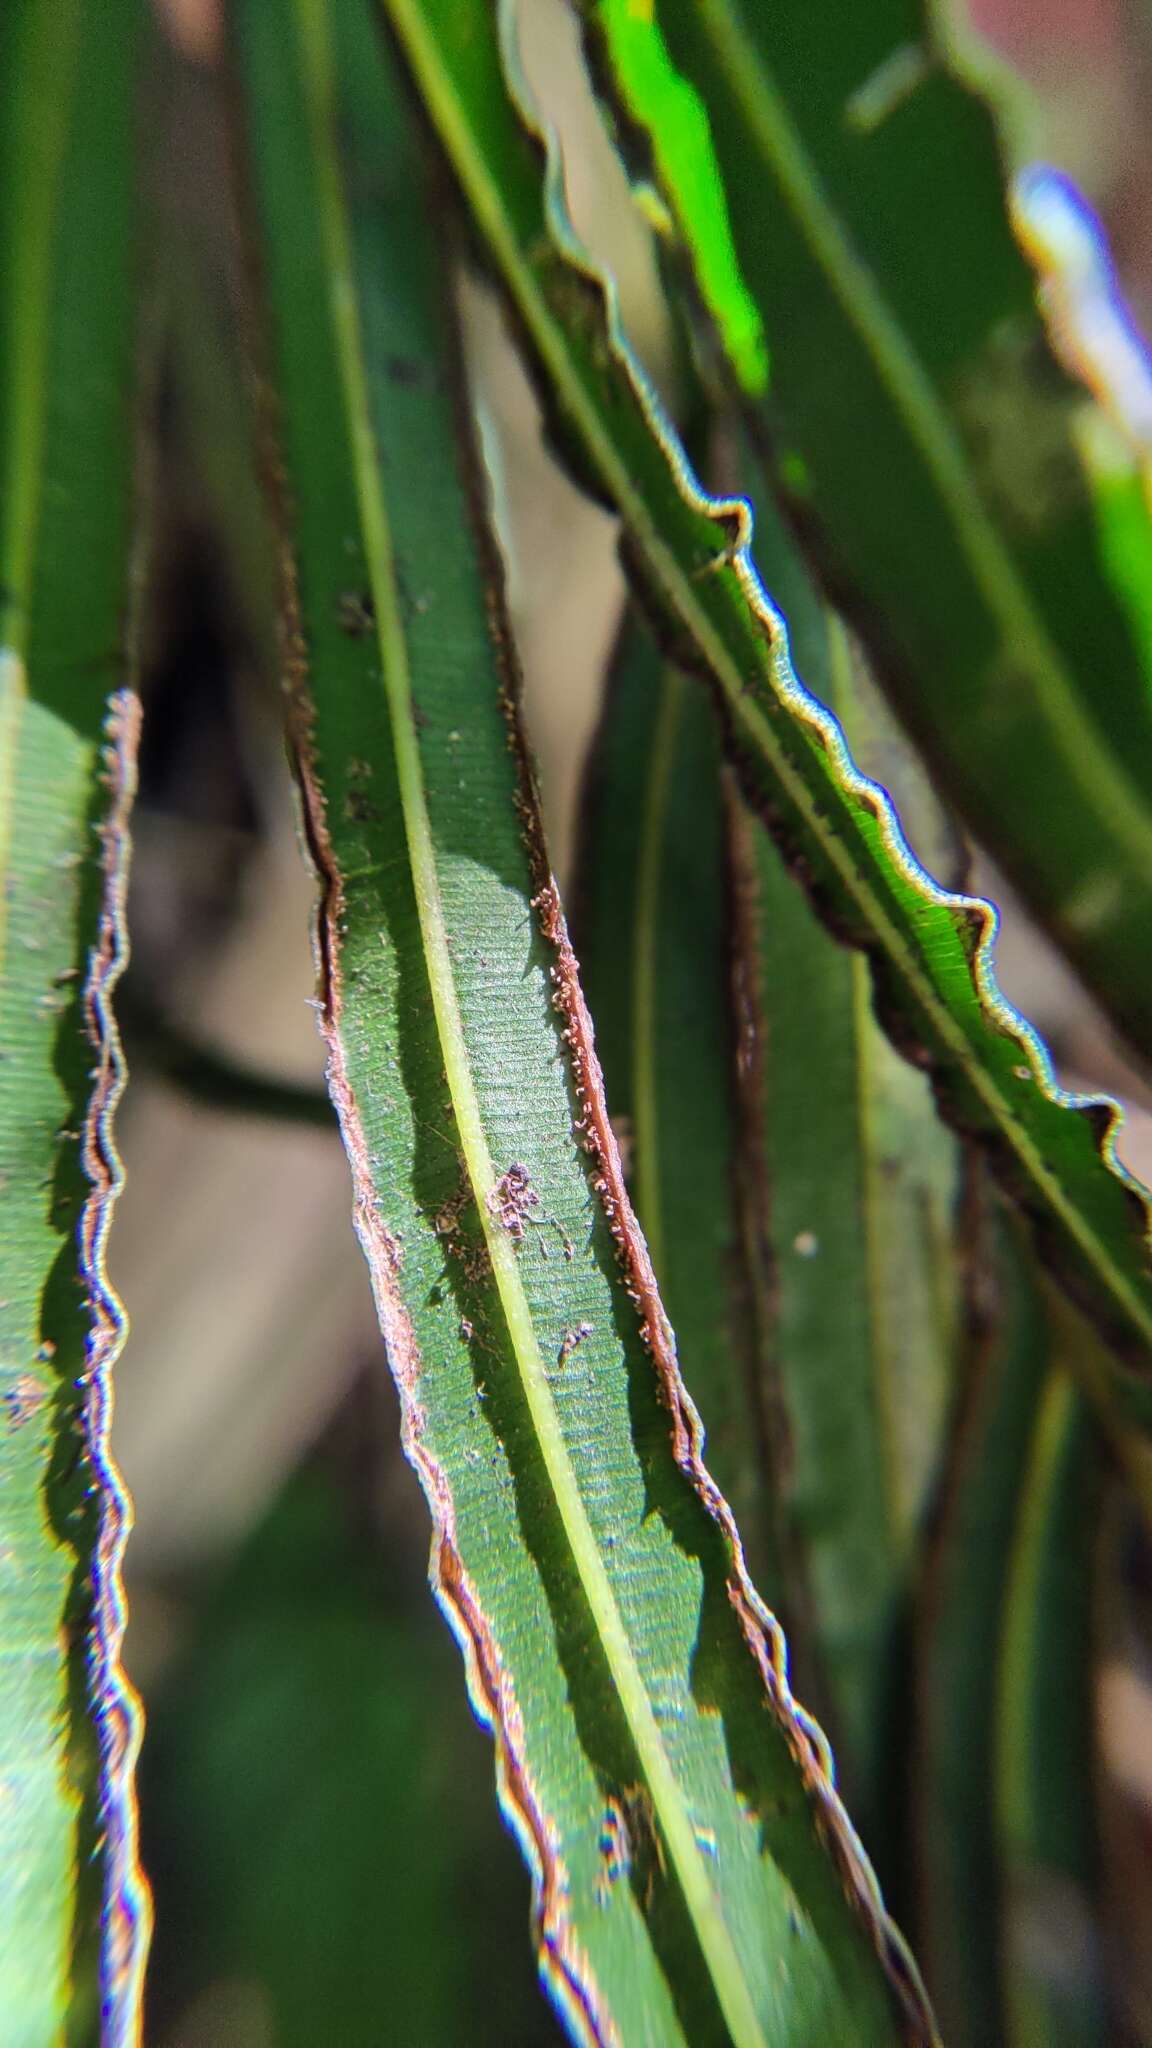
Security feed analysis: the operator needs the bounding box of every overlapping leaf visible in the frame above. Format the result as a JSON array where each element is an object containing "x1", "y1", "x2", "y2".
[
  {"x1": 576, "y1": 585, "x2": 962, "y2": 1852},
  {"x1": 573, "y1": 624, "x2": 782, "y2": 1594},
  {"x1": 378, "y1": 0, "x2": 1152, "y2": 1417},
  {"x1": 582, "y1": 0, "x2": 1152, "y2": 1059},
  {"x1": 915, "y1": 1204, "x2": 1108, "y2": 2045},
  {"x1": 730, "y1": 612, "x2": 963, "y2": 1841},
  {"x1": 0, "y1": 0, "x2": 149, "y2": 2036},
  {"x1": 232, "y1": 0, "x2": 937, "y2": 2038},
  {"x1": 994, "y1": 1352, "x2": 1105, "y2": 2047}
]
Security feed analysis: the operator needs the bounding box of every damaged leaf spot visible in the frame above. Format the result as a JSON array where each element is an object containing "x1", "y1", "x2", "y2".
[
  {"x1": 556, "y1": 1321, "x2": 593, "y2": 1370},
  {"x1": 486, "y1": 1162, "x2": 540, "y2": 1241}
]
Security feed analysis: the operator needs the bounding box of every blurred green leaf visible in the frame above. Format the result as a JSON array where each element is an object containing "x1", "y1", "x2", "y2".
[
  {"x1": 141, "y1": 1467, "x2": 556, "y2": 2048},
  {"x1": 915, "y1": 1206, "x2": 1108, "y2": 2046},
  {"x1": 378, "y1": 0, "x2": 1152, "y2": 1410},
  {"x1": 232, "y1": 0, "x2": 931, "y2": 2039},
  {"x1": 914, "y1": 1201, "x2": 1050, "y2": 2044},
  {"x1": 996, "y1": 1342, "x2": 1107, "y2": 2047},
  {"x1": 0, "y1": 0, "x2": 149, "y2": 2036},
  {"x1": 584, "y1": 0, "x2": 1152, "y2": 1060}
]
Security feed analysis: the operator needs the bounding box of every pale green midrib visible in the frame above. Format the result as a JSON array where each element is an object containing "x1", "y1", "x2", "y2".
[
  {"x1": 294, "y1": 6, "x2": 768, "y2": 2043},
  {"x1": 687, "y1": 0, "x2": 1152, "y2": 869},
  {"x1": 631, "y1": 666, "x2": 684, "y2": 1286},
  {"x1": 382, "y1": 0, "x2": 1152, "y2": 1360},
  {"x1": 0, "y1": 0, "x2": 84, "y2": 994}
]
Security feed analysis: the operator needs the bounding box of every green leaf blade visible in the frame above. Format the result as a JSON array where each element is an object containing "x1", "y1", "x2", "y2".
[
  {"x1": 586, "y1": 0, "x2": 1152, "y2": 1057},
  {"x1": 735, "y1": 608, "x2": 964, "y2": 1838},
  {"x1": 378, "y1": 0, "x2": 1152, "y2": 1438},
  {"x1": 995, "y1": 1354, "x2": 1107, "y2": 2047},
  {"x1": 575, "y1": 581, "x2": 963, "y2": 1859},
  {"x1": 915, "y1": 1210, "x2": 1109, "y2": 2046},
  {"x1": 0, "y1": 0, "x2": 149, "y2": 2036},
  {"x1": 235, "y1": 1, "x2": 932, "y2": 2038},
  {"x1": 574, "y1": 620, "x2": 782, "y2": 1595}
]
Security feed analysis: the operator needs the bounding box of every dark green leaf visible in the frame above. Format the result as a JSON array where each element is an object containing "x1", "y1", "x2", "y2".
[
  {"x1": 574, "y1": 619, "x2": 783, "y2": 1593},
  {"x1": 377, "y1": 0, "x2": 1152, "y2": 1407},
  {"x1": 232, "y1": 0, "x2": 934, "y2": 2037},
  {"x1": 915, "y1": 1207, "x2": 1108, "y2": 2045},
  {"x1": 995, "y1": 1337, "x2": 1107, "y2": 2047},
  {"x1": 585, "y1": 0, "x2": 1152, "y2": 1058}
]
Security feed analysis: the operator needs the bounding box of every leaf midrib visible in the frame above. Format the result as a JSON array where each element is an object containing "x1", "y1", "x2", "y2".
[
  {"x1": 293, "y1": 3, "x2": 771, "y2": 2040},
  {"x1": 382, "y1": 0, "x2": 1152, "y2": 1363}
]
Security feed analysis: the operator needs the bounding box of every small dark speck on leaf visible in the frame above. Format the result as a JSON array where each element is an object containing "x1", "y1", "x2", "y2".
[
  {"x1": 556, "y1": 1320, "x2": 593, "y2": 1369},
  {"x1": 487, "y1": 1162, "x2": 540, "y2": 1240},
  {"x1": 337, "y1": 591, "x2": 376, "y2": 638},
  {"x1": 385, "y1": 355, "x2": 427, "y2": 387}
]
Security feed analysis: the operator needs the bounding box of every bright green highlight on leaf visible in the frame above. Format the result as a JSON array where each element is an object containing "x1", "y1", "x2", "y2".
[
  {"x1": 588, "y1": 0, "x2": 1152, "y2": 1059},
  {"x1": 592, "y1": 0, "x2": 767, "y2": 394}
]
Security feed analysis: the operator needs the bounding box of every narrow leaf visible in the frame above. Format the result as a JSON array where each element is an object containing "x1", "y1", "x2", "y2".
[
  {"x1": 915, "y1": 1208, "x2": 1110, "y2": 2045},
  {"x1": 0, "y1": 0, "x2": 149, "y2": 2035},
  {"x1": 233, "y1": 0, "x2": 934, "y2": 2038},
  {"x1": 995, "y1": 1347, "x2": 1107, "y2": 2046},
  {"x1": 914, "y1": 1201, "x2": 1050, "y2": 2044},
  {"x1": 583, "y1": 0, "x2": 1152, "y2": 1058},
  {"x1": 378, "y1": 0, "x2": 1152, "y2": 1427},
  {"x1": 573, "y1": 622, "x2": 783, "y2": 1594},
  {"x1": 731, "y1": 603, "x2": 963, "y2": 1839},
  {"x1": 575, "y1": 584, "x2": 963, "y2": 1854}
]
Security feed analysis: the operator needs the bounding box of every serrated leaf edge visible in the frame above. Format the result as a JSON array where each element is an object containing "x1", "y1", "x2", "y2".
[{"x1": 383, "y1": 0, "x2": 1152, "y2": 1371}]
